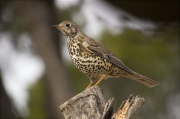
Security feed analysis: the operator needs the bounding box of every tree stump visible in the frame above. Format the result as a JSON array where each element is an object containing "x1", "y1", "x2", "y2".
[{"x1": 60, "y1": 86, "x2": 145, "y2": 119}]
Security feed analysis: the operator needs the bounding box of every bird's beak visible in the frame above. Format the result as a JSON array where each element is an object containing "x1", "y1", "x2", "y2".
[{"x1": 50, "y1": 25, "x2": 59, "y2": 28}]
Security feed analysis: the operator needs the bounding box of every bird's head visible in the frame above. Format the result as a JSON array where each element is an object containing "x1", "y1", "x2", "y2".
[{"x1": 51, "y1": 21, "x2": 81, "y2": 38}]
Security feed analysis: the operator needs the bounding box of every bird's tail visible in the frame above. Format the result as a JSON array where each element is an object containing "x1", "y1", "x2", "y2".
[{"x1": 122, "y1": 71, "x2": 159, "y2": 88}]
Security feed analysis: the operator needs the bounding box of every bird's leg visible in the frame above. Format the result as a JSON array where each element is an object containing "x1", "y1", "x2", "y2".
[
  {"x1": 85, "y1": 82, "x2": 94, "y2": 90},
  {"x1": 94, "y1": 76, "x2": 104, "y2": 86}
]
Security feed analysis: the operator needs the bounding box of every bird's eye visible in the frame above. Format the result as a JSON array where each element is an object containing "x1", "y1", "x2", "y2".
[{"x1": 66, "y1": 24, "x2": 70, "y2": 27}]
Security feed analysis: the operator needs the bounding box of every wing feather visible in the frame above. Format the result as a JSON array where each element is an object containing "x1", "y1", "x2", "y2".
[{"x1": 82, "y1": 36, "x2": 135, "y2": 75}]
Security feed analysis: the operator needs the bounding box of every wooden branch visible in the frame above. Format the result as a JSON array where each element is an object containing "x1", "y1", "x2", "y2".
[
  {"x1": 60, "y1": 86, "x2": 145, "y2": 119},
  {"x1": 112, "y1": 94, "x2": 145, "y2": 119}
]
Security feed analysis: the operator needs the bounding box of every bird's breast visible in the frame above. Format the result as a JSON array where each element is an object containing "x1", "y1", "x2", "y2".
[{"x1": 66, "y1": 37, "x2": 120, "y2": 79}]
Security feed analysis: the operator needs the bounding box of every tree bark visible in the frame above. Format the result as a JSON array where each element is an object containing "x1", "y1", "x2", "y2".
[{"x1": 60, "y1": 86, "x2": 145, "y2": 119}]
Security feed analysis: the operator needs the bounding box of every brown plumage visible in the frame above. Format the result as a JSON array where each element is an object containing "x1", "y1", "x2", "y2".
[{"x1": 51, "y1": 21, "x2": 160, "y2": 89}]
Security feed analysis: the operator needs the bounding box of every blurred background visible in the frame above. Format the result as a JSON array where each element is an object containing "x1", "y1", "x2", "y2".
[{"x1": 0, "y1": 1, "x2": 179, "y2": 119}]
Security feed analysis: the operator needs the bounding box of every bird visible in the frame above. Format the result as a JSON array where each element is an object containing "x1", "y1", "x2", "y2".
[{"x1": 51, "y1": 21, "x2": 159, "y2": 89}]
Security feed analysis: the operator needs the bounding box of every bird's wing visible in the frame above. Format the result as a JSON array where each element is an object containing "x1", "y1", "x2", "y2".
[{"x1": 82, "y1": 37, "x2": 135, "y2": 75}]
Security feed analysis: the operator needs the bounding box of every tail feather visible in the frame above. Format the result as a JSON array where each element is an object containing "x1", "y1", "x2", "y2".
[{"x1": 122, "y1": 71, "x2": 159, "y2": 88}]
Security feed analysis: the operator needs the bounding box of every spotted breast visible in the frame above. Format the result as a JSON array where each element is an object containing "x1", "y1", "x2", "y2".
[{"x1": 67, "y1": 34, "x2": 120, "y2": 82}]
